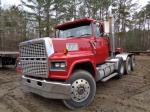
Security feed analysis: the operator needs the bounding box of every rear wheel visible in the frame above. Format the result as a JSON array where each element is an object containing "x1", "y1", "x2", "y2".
[
  {"x1": 62, "y1": 70, "x2": 96, "y2": 109},
  {"x1": 131, "y1": 55, "x2": 136, "y2": 70},
  {"x1": 125, "y1": 56, "x2": 131, "y2": 74},
  {"x1": 116, "y1": 57, "x2": 125, "y2": 79}
]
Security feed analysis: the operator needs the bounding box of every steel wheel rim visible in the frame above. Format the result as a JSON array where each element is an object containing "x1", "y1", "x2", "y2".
[{"x1": 71, "y1": 79, "x2": 90, "y2": 102}]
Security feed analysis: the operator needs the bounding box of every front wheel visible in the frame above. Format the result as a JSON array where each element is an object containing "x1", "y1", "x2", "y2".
[{"x1": 62, "y1": 70, "x2": 96, "y2": 109}]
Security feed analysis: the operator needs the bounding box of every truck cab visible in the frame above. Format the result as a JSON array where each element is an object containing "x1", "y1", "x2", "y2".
[
  {"x1": 54, "y1": 18, "x2": 109, "y2": 64},
  {"x1": 18, "y1": 17, "x2": 136, "y2": 109}
]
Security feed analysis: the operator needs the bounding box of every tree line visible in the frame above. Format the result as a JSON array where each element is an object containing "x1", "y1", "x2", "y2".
[{"x1": 0, "y1": 0, "x2": 150, "y2": 51}]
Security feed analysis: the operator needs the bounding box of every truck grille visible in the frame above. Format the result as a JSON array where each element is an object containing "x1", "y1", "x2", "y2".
[
  {"x1": 20, "y1": 43, "x2": 46, "y2": 57},
  {"x1": 21, "y1": 60, "x2": 47, "y2": 76},
  {"x1": 20, "y1": 42, "x2": 48, "y2": 78}
]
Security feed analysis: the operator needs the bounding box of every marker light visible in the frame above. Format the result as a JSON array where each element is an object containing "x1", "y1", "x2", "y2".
[{"x1": 62, "y1": 49, "x2": 68, "y2": 54}]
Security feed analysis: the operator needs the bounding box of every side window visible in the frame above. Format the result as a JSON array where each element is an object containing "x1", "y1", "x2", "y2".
[
  {"x1": 94, "y1": 23, "x2": 103, "y2": 38},
  {"x1": 99, "y1": 25, "x2": 103, "y2": 36}
]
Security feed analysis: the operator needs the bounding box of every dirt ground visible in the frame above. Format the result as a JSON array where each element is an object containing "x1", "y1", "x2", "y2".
[{"x1": 0, "y1": 55, "x2": 150, "y2": 112}]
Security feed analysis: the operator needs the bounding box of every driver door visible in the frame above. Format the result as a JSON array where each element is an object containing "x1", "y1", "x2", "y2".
[{"x1": 94, "y1": 23, "x2": 109, "y2": 64}]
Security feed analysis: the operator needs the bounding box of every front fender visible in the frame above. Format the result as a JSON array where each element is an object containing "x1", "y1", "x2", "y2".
[
  {"x1": 67, "y1": 59, "x2": 96, "y2": 80},
  {"x1": 49, "y1": 51, "x2": 96, "y2": 80}
]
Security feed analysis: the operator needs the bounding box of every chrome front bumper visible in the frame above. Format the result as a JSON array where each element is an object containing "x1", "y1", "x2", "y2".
[{"x1": 19, "y1": 75, "x2": 71, "y2": 99}]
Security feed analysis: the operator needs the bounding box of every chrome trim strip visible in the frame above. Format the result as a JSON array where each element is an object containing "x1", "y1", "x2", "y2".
[{"x1": 44, "y1": 37, "x2": 54, "y2": 57}]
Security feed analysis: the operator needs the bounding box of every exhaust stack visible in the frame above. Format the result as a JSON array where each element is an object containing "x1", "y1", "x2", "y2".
[{"x1": 104, "y1": 6, "x2": 115, "y2": 58}]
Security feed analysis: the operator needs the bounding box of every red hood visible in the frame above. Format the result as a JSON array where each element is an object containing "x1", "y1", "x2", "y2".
[{"x1": 52, "y1": 37, "x2": 92, "y2": 53}]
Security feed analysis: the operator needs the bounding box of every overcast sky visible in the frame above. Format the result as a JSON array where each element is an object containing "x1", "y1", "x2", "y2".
[{"x1": 1, "y1": 0, "x2": 149, "y2": 8}]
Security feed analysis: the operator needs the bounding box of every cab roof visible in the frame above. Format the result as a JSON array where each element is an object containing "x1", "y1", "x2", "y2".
[{"x1": 54, "y1": 18, "x2": 94, "y2": 29}]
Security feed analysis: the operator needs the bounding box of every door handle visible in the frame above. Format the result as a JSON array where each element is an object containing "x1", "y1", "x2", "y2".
[{"x1": 89, "y1": 41, "x2": 96, "y2": 49}]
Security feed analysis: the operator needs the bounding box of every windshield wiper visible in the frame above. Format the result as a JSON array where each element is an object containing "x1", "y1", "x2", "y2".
[
  {"x1": 79, "y1": 34, "x2": 91, "y2": 37},
  {"x1": 66, "y1": 36, "x2": 74, "y2": 38}
]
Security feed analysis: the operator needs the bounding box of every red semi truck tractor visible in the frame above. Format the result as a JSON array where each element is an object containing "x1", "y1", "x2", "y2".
[{"x1": 18, "y1": 8, "x2": 136, "y2": 109}]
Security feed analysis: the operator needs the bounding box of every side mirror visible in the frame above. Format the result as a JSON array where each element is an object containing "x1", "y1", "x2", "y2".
[{"x1": 95, "y1": 22, "x2": 100, "y2": 26}]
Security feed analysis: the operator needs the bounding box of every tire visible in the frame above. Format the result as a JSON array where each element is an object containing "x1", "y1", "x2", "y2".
[
  {"x1": 116, "y1": 57, "x2": 125, "y2": 79},
  {"x1": 125, "y1": 56, "x2": 131, "y2": 74},
  {"x1": 62, "y1": 70, "x2": 96, "y2": 109},
  {"x1": 131, "y1": 55, "x2": 136, "y2": 70}
]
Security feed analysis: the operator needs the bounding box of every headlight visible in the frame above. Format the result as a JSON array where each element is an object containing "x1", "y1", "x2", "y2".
[
  {"x1": 60, "y1": 63, "x2": 66, "y2": 68},
  {"x1": 54, "y1": 62, "x2": 66, "y2": 68},
  {"x1": 50, "y1": 61, "x2": 66, "y2": 71},
  {"x1": 55, "y1": 63, "x2": 60, "y2": 67}
]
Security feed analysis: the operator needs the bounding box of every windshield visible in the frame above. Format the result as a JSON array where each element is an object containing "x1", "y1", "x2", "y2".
[{"x1": 57, "y1": 21, "x2": 92, "y2": 38}]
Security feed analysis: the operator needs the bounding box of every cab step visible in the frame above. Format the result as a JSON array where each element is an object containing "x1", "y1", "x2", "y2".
[{"x1": 101, "y1": 73, "x2": 118, "y2": 82}]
